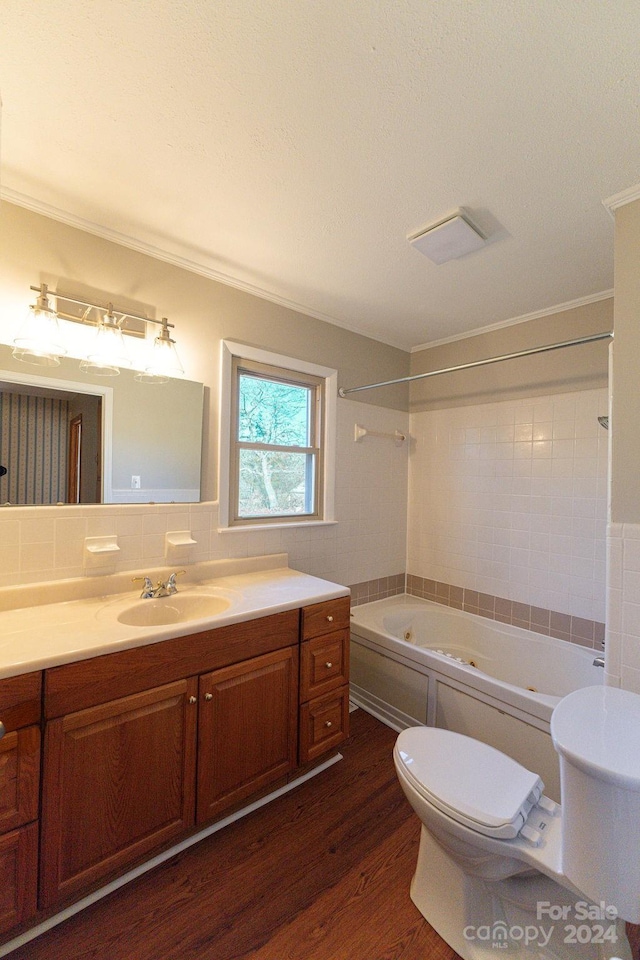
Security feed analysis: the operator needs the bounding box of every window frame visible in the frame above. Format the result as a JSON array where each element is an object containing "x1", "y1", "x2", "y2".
[{"x1": 219, "y1": 341, "x2": 337, "y2": 530}]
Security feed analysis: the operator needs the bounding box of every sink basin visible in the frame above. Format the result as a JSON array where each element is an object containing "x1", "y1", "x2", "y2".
[{"x1": 115, "y1": 593, "x2": 231, "y2": 627}]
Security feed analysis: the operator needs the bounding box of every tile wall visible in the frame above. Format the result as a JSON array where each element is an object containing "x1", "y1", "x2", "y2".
[
  {"x1": 405, "y1": 573, "x2": 604, "y2": 648},
  {"x1": 407, "y1": 387, "x2": 609, "y2": 624},
  {"x1": 606, "y1": 522, "x2": 640, "y2": 693},
  {"x1": 0, "y1": 398, "x2": 409, "y2": 594}
]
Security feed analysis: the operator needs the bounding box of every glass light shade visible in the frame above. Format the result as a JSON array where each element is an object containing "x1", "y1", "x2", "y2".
[
  {"x1": 12, "y1": 303, "x2": 66, "y2": 367},
  {"x1": 79, "y1": 316, "x2": 131, "y2": 376},
  {"x1": 135, "y1": 321, "x2": 184, "y2": 383}
]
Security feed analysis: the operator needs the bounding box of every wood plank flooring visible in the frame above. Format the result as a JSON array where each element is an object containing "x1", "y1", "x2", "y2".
[
  {"x1": 7, "y1": 709, "x2": 640, "y2": 960},
  {"x1": 9, "y1": 709, "x2": 458, "y2": 960}
]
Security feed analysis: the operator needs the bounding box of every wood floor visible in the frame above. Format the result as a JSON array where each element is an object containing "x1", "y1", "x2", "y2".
[
  {"x1": 9, "y1": 709, "x2": 458, "y2": 960},
  {"x1": 7, "y1": 709, "x2": 640, "y2": 960}
]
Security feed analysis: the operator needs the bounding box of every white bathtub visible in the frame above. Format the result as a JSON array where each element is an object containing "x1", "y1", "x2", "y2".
[{"x1": 349, "y1": 594, "x2": 604, "y2": 801}]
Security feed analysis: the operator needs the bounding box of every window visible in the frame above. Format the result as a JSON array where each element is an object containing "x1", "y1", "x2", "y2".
[{"x1": 219, "y1": 342, "x2": 336, "y2": 528}]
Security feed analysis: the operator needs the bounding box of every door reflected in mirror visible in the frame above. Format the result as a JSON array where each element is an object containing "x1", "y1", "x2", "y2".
[{"x1": 0, "y1": 344, "x2": 204, "y2": 506}]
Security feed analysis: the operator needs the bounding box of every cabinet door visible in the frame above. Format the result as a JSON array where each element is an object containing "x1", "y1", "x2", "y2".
[
  {"x1": 0, "y1": 822, "x2": 38, "y2": 935},
  {"x1": 197, "y1": 646, "x2": 298, "y2": 823},
  {"x1": 0, "y1": 726, "x2": 40, "y2": 833},
  {"x1": 40, "y1": 678, "x2": 198, "y2": 908}
]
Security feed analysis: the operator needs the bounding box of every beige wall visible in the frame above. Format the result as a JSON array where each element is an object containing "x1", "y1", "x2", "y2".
[
  {"x1": 610, "y1": 198, "x2": 640, "y2": 523},
  {"x1": 0, "y1": 202, "x2": 410, "y2": 502},
  {"x1": 409, "y1": 299, "x2": 611, "y2": 411}
]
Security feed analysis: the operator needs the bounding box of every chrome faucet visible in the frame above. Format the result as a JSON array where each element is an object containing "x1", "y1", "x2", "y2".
[
  {"x1": 133, "y1": 575, "x2": 155, "y2": 599},
  {"x1": 593, "y1": 640, "x2": 605, "y2": 668},
  {"x1": 132, "y1": 570, "x2": 185, "y2": 599},
  {"x1": 152, "y1": 571, "x2": 185, "y2": 597}
]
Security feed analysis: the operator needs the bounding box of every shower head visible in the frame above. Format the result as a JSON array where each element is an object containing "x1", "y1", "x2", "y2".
[{"x1": 597, "y1": 416, "x2": 609, "y2": 430}]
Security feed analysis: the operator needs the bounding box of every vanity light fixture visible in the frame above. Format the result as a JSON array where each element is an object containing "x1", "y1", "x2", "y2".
[
  {"x1": 12, "y1": 283, "x2": 67, "y2": 366},
  {"x1": 134, "y1": 318, "x2": 184, "y2": 384},
  {"x1": 79, "y1": 304, "x2": 132, "y2": 377},
  {"x1": 13, "y1": 283, "x2": 184, "y2": 381}
]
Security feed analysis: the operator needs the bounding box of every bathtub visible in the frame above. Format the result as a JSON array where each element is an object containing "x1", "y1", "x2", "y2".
[{"x1": 349, "y1": 594, "x2": 604, "y2": 801}]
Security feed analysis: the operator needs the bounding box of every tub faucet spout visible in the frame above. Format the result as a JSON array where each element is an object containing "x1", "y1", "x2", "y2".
[{"x1": 593, "y1": 656, "x2": 605, "y2": 668}]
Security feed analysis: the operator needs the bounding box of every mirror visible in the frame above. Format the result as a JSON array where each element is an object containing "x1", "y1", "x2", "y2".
[{"x1": 0, "y1": 344, "x2": 204, "y2": 505}]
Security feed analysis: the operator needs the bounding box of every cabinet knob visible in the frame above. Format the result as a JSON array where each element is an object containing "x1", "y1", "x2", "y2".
[
  {"x1": 325, "y1": 662, "x2": 333, "y2": 669},
  {"x1": 204, "y1": 692, "x2": 213, "y2": 701},
  {"x1": 326, "y1": 615, "x2": 334, "y2": 622},
  {"x1": 0, "y1": 721, "x2": 5, "y2": 740},
  {"x1": 188, "y1": 696, "x2": 197, "y2": 704},
  {"x1": 324, "y1": 721, "x2": 333, "y2": 728}
]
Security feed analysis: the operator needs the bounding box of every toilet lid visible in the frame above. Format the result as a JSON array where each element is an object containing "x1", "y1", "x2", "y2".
[{"x1": 395, "y1": 727, "x2": 544, "y2": 840}]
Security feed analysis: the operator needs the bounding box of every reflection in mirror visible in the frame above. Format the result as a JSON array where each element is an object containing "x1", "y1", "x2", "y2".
[{"x1": 0, "y1": 345, "x2": 204, "y2": 506}]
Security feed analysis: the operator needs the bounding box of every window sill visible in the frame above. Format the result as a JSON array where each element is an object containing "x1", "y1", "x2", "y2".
[{"x1": 217, "y1": 520, "x2": 338, "y2": 533}]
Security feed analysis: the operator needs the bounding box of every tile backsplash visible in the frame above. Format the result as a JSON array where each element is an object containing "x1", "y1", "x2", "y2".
[{"x1": 0, "y1": 399, "x2": 409, "y2": 592}]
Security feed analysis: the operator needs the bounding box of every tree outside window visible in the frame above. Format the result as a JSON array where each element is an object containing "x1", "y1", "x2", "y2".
[{"x1": 231, "y1": 358, "x2": 323, "y2": 523}]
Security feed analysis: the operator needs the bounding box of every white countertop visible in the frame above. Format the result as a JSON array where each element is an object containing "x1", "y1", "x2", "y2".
[{"x1": 0, "y1": 555, "x2": 350, "y2": 680}]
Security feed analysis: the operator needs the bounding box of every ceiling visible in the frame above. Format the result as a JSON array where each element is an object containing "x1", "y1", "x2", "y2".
[{"x1": 1, "y1": 1, "x2": 638, "y2": 352}]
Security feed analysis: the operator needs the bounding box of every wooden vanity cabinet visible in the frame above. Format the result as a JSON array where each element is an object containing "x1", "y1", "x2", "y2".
[
  {"x1": 40, "y1": 678, "x2": 198, "y2": 908},
  {"x1": 40, "y1": 611, "x2": 300, "y2": 909},
  {"x1": 299, "y1": 597, "x2": 350, "y2": 763},
  {"x1": 197, "y1": 645, "x2": 298, "y2": 823},
  {"x1": 0, "y1": 671, "x2": 42, "y2": 934}
]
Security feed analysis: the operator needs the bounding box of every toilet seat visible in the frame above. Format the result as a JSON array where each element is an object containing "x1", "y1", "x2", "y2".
[{"x1": 395, "y1": 727, "x2": 544, "y2": 840}]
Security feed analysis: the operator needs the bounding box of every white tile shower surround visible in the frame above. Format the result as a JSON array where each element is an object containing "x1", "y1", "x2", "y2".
[
  {"x1": 607, "y1": 523, "x2": 640, "y2": 695},
  {"x1": 0, "y1": 399, "x2": 409, "y2": 592},
  {"x1": 407, "y1": 388, "x2": 609, "y2": 624}
]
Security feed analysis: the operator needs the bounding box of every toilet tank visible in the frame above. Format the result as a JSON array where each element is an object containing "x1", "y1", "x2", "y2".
[{"x1": 551, "y1": 685, "x2": 640, "y2": 923}]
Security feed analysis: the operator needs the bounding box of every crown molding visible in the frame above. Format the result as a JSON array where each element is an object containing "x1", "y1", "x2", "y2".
[
  {"x1": 410, "y1": 289, "x2": 614, "y2": 353},
  {"x1": 603, "y1": 183, "x2": 640, "y2": 217},
  {"x1": 0, "y1": 187, "x2": 408, "y2": 351}
]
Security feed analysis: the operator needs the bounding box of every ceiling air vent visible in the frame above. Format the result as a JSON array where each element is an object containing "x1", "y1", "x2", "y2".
[{"x1": 408, "y1": 211, "x2": 486, "y2": 265}]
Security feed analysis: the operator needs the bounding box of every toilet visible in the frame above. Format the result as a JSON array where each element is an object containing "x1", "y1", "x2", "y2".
[{"x1": 393, "y1": 685, "x2": 640, "y2": 960}]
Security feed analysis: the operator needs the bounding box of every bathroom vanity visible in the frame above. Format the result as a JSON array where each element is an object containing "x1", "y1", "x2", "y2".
[{"x1": 0, "y1": 558, "x2": 350, "y2": 943}]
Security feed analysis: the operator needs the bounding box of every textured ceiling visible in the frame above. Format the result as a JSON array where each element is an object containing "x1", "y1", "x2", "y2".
[{"x1": 1, "y1": 0, "x2": 638, "y2": 350}]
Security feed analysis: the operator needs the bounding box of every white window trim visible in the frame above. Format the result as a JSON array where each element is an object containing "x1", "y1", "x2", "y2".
[{"x1": 218, "y1": 340, "x2": 337, "y2": 530}]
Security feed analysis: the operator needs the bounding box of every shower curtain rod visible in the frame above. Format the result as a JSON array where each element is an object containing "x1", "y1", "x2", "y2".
[{"x1": 338, "y1": 331, "x2": 612, "y2": 398}]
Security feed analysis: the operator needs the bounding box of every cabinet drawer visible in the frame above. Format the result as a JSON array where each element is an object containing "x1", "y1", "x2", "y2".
[
  {"x1": 0, "y1": 726, "x2": 40, "y2": 833},
  {"x1": 300, "y1": 631, "x2": 349, "y2": 702},
  {"x1": 0, "y1": 672, "x2": 42, "y2": 731},
  {"x1": 44, "y1": 610, "x2": 299, "y2": 718},
  {"x1": 301, "y1": 596, "x2": 350, "y2": 641},
  {"x1": 299, "y1": 686, "x2": 350, "y2": 763}
]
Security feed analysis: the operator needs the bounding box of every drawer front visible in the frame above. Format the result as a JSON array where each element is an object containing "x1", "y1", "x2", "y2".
[
  {"x1": 0, "y1": 726, "x2": 41, "y2": 833},
  {"x1": 44, "y1": 610, "x2": 299, "y2": 718},
  {"x1": 0, "y1": 673, "x2": 42, "y2": 731},
  {"x1": 301, "y1": 596, "x2": 350, "y2": 641},
  {"x1": 300, "y1": 631, "x2": 349, "y2": 702},
  {"x1": 299, "y1": 686, "x2": 350, "y2": 763}
]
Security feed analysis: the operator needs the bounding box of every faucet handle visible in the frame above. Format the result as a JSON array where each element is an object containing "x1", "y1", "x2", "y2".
[
  {"x1": 132, "y1": 575, "x2": 154, "y2": 599},
  {"x1": 166, "y1": 570, "x2": 186, "y2": 593}
]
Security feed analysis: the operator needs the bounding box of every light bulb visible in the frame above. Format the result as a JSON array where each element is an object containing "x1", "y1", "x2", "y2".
[
  {"x1": 135, "y1": 318, "x2": 183, "y2": 383},
  {"x1": 12, "y1": 285, "x2": 66, "y2": 366},
  {"x1": 80, "y1": 308, "x2": 131, "y2": 376}
]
